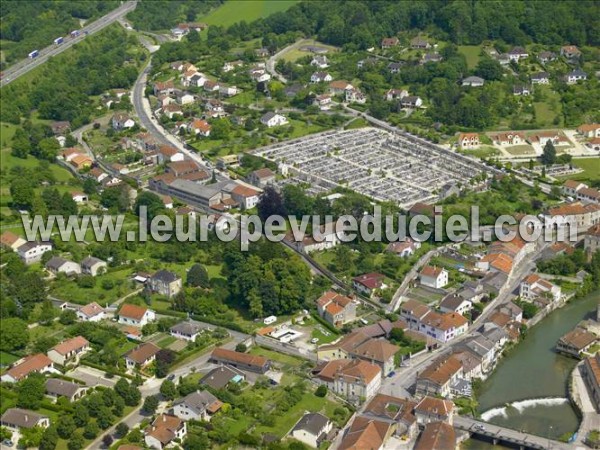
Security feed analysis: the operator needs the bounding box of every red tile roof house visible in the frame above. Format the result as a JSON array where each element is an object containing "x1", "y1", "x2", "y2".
[
  {"x1": 1, "y1": 354, "x2": 55, "y2": 383},
  {"x1": 118, "y1": 304, "x2": 156, "y2": 327},
  {"x1": 145, "y1": 414, "x2": 187, "y2": 450},
  {"x1": 414, "y1": 396, "x2": 455, "y2": 426},
  {"x1": 381, "y1": 37, "x2": 399, "y2": 49},
  {"x1": 76, "y1": 302, "x2": 105, "y2": 322},
  {"x1": 350, "y1": 338, "x2": 400, "y2": 376},
  {"x1": 338, "y1": 415, "x2": 393, "y2": 450},
  {"x1": 125, "y1": 342, "x2": 161, "y2": 371},
  {"x1": 415, "y1": 354, "x2": 464, "y2": 397},
  {"x1": 316, "y1": 290, "x2": 357, "y2": 328},
  {"x1": 419, "y1": 265, "x2": 449, "y2": 289},
  {"x1": 352, "y1": 273, "x2": 387, "y2": 298},
  {"x1": 312, "y1": 359, "x2": 382, "y2": 403},
  {"x1": 209, "y1": 348, "x2": 271, "y2": 373},
  {"x1": 519, "y1": 274, "x2": 562, "y2": 303},
  {"x1": 386, "y1": 239, "x2": 421, "y2": 258},
  {"x1": 457, "y1": 133, "x2": 480, "y2": 149},
  {"x1": 47, "y1": 336, "x2": 90, "y2": 366}
]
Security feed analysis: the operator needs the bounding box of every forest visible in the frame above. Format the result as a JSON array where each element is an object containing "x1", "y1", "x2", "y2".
[
  {"x1": 126, "y1": 0, "x2": 222, "y2": 31},
  {"x1": 0, "y1": 0, "x2": 120, "y2": 66}
]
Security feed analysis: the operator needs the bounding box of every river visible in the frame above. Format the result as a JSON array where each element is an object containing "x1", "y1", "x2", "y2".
[{"x1": 474, "y1": 290, "x2": 599, "y2": 442}]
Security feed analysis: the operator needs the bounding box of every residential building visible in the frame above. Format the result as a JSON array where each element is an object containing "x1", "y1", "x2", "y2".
[
  {"x1": 47, "y1": 336, "x2": 90, "y2": 366},
  {"x1": 490, "y1": 131, "x2": 526, "y2": 146},
  {"x1": 118, "y1": 304, "x2": 156, "y2": 327},
  {"x1": 414, "y1": 422, "x2": 456, "y2": 450},
  {"x1": 313, "y1": 93, "x2": 332, "y2": 109},
  {"x1": 125, "y1": 342, "x2": 161, "y2": 370},
  {"x1": 45, "y1": 379, "x2": 87, "y2": 402},
  {"x1": 112, "y1": 113, "x2": 135, "y2": 130},
  {"x1": 386, "y1": 239, "x2": 421, "y2": 257},
  {"x1": 416, "y1": 354, "x2": 464, "y2": 397},
  {"x1": 513, "y1": 84, "x2": 530, "y2": 96},
  {"x1": 77, "y1": 302, "x2": 105, "y2": 322},
  {"x1": 531, "y1": 71, "x2": 550, "y2": 84},
  {"x1": 246, "y1": 168, "x2": 276, "y2": 188},
  {"x1": 173, "y1": 391, "x2": 222, "y2": 421},
  {"x1": 312, "y1": 359, "x2": 381, "y2": 402},
  {"x1": 458, "y1": 133, "x2": 480, "y2": 149},
  {"x1": 310, "y1": 55, "x2": 329, "y2": 68},
  {"x1": 71, "y1": 191, "x2": 88, "y2": 203},
  {"x1": 148, "y1": 269, "x2": 182, "y2": 298},
  {"x1": 387, "y1": 62, "x2": 403, "y2": 74},
  {"x1": 544, "y1": 202, "x2": 600, "y2": 232},
  {"x1": 439, "y1": 294, "x2": 472, "y2": 316},
  {"x1": 538, "y1": 51, "x2": 557, "y2": 64},
  {"x1": 400, "y1": 95, "x2": 423, "y2": 108},
  {"x1": 381, "y1": 37, "x2": 399, "y2": 49},
  {"x1": 577, "y1": 123, "x2": 600, "y2": 139},
  {"x1": 222, "y1": 182, "x2": 261, "y2": 209},
  {"x1": 565, "y1": 69, "x2": 587, "y2": 84},
  {"x1": 316, "y1": 291, "x2": 356, "y2": 328},
  {"x1": 200, "y1": 365, "x2": 245, "y2": 390},
  {"x1": 411, "y1": 36, "x2": 431, "y2": 49},
  {"x1": 420, "y1": 266, "x2": 448, "y2": 289},
  {"x1": 260, "y1": 112, "x2": 289, "y2": 128},
  {"x1": 81, "y1": 256, "x2": 107, "y2": 276},
  {"x1": 189, "y1": 119, "x2": 211, "y2": 137},
  {"x1": 0, "y1": 408, "x2": 50, "y2": 431},
  {"x1": 209, "y1": 348, "x2": 271, "y2": 373},
  {"x1": 345, "y1": 88, "x2": 367, "y2": 104},
  {"x1": 582, "y1": 353, "x2": 600, "y2": 411},
  {"x1": 0, "y1": 231, "x2": 26, "y2": 251},
  {"x1": 222, "y1": 60, "x2": 243, "y2": 72},
  {"x1": 508, "y1": 46, "x2": 529, "y2": 61},
  {"x1": 362, "y1": 394, "x2": 418, "y2": 439},
  {"x1": 351, "y1": 338, "x2": 399, "y2": 376},
  {"x1": 520, "y1": 274, "x2": 561, "y2": 302},
  {"x1": 317, "y1": 331, "x2": 372, "y2": 361},
  {"x1": 310, "y1": 71, "x2": 333, "y2": 83},
  {"x1": 414, "y1": 397, "x2": 455, "y2": 425},
  {"x1": 329, "y1": 80, "x2": 353, "y2": 95},
  {"x1": 400, "y1": 299, "x2": 432, "y2": 329},
  {"x1": 170, "y1": 320, "x2": 203, "y2": 342},
  {"x1": 338, "y1": 416, "x2": 393, "y2": 450},
  {"x1": 419, "y1": 311, "x2": 469, "y2": 343},
  {"x1": 290, "y1": 413, "x2": 332, "y2": 448},
  {"x1": 385, "y1": 88, "x2": 409, "y2": 101},
  {"x1": 560, "y1": 45, "x2": 581, "y2": 59},
  {"x1": 352, "y1": 273, "x2": 387, "y2": 298},
  {"x1": 1, "y1": 354, "x2": 54, "y2": 383},
  {"x1": 17, "y1": 241, "x2": 52, "y2": 264},
  {"x1": 557, "y1": 328, "x2": 597, "y2": 358},
  {"x1": 145, "y1": 415, "x2": 187, "y2": 450},
  {"x1": 462, "y1": 76, "x2": 484, "y2": 87},
  {"x1": 563, "y1": 180, "x2": 588, "y2": 197},
  {"x1": 45, "y1": 256, "x2": 81, "y2": 276},
  {"x1": 585, "y1": 225, "x2": 600, "y2": 254}
]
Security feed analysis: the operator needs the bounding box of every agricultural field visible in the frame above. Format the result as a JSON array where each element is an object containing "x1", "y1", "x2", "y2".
[
  {"x1": 199, "y1": 0, "x2": 299, "y2": 29},
  {"x1": 557, "y1": 157, "x2": 600, "y2": 183}
]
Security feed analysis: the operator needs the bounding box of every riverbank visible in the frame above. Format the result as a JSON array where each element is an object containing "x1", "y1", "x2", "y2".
[
  {"x1": 570, "y1": 360, "x2": 600, "y2": 446},
  {"x1": 476, "y1": 290, "x2": 599, "y2": 440}
]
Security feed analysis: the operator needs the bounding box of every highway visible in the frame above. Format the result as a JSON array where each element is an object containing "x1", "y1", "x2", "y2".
[{"x1": 0, "y1": 0, "x2": 137, "y2": 88}]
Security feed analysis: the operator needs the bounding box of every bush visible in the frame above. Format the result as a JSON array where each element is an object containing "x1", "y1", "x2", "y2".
[
  {"x1": 235, "y1": 343, "x2": 247, "y2": 353},
  {"x1": 315, "y1": 385, "x2": 328, "y2": 397}
]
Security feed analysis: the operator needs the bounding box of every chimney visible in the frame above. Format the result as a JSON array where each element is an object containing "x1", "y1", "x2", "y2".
[
  {"x1": 25, "y1": 415, "x2": 28, "y2": 422},
  {"x1": 162, "y1": 415, "x2": 166, "y2": 422}
]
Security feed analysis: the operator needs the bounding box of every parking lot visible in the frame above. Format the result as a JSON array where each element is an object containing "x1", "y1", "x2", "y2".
[{"x1": 254, "y1": 128, "x2": 483, "y2": 207}]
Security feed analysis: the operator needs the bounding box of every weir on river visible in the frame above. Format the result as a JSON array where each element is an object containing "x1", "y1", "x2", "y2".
[{"x1": 476, "y1": 290, "x2": 599, "y2": 441}]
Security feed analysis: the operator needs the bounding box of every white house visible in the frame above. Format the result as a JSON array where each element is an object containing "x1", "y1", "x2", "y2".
[
  {"x1": 81, "y1": 256, "x2": 107, "y2": 276},
  {"x1": 439, "y1": 294, "x2": 472, "y2": 316},
  {"x1": 519, "y1": 273, "x2": 562, "y2": 302},
  {"x1": 118, "y1": 304, "x2": 156, "y2": 327},
  {"x1": 313, "y1": 359, "x2": 381, "y2": 403},
  {"x1": 0, "y1": 408, "x2": 50, "y2": 431},
  {"x1": 531, "y1": 72, "x2": 550, "y2": 84},
  {"x1": 462, "y1": 76, "x2": 485, "y2": 87},
  {"x1": 0, "y1": 354, "x2": 54, "y2": 383},
  {"x1": 45, "y1": 256, "x2": 81, "y2": 276},
  {"x1": 112, "y1": 113, "x2": 135, "y2": 130},
  {"x1": 260, "y1": 112, "x2": 288, "y2": 128},
  {"x1": 77, "y1": 302, "x2": 105, "y2": 322},
  {"x1": 386, "y1": 239, "x2": 421, "y2": 257},
  {"x1": 565, "y1": 69, "x2": 587, "y2": 84},
  {"x1": 419, "y1": 311, "x2": 469, "y2": 343},
  {"x1": 310, "y1": 71, "x2": 333, "y2": 83},
  {"x1": 173, "y1": 391, "x2": 222, "y2": 422},
  {"x1": 125, "y1": 342, "x2": 160, "y2": 370},
  {"x1": 563, "y1": 180, "x2": 588, "y2": 197},
  {"x1": 17, "y1": 241, "x2": 52, "y2": 264},
  {"x1": 170, "y1": 321, "x2": 203, "y2": 342},
  {"x1": 310, "y1": 55, "x2": 329, "y2": 69},
  {"x1": 420, "y1": 266, "x2": 449, "y2": 289},
  {"x1": 290, "y1": 413, "x2": 332, "y2": 448}
]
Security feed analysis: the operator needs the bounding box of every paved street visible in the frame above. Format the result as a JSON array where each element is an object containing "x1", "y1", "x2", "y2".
[
  {"x1": 1, "y1": 1, "x2": 137, "y2": 88},
  {"x1": 571, "y1": 362, "x2": 600, "y2": 445}
]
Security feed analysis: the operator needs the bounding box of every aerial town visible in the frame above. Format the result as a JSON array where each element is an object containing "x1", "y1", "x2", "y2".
[{"x1": 0, "y1": 1, "x2": 599, "y2": 450}]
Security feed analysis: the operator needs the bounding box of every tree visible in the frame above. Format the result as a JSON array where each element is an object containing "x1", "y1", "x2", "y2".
[
  {"x1": 134, "y1": 191, "x2": 165, "y2": 221},
  {"x1": 315, "y1": 385, "x2": 328, "y2": 397},
  {"x1": 115, "y1": 422, "x2": 129, "y2": 439},
  {"x1": 541, "y1": 140, "x2": 556, "y2": 165},
  {"x1": 142, "y1": 395, "x2": 159, "y2": 414},
  {"x1": 474, "y1": 58, "x2": 504, "y2": 81},
  {"x1": 67, "y1": 431, "x2": 85, "y2": 450},
  {"x1": 59, "y1": 309, "x2": 78, "y2": 325},
  {"x1": 9, "y1": 178, "x2": 35, "y2": 210},
  {"x1": 39, "y1": 427, "x2": 59, "y2": 450},
  {"x1": 257, "y1": 186, "x2": 285, "y2": 221},
  {"x1": 38, "y1": 299, "x2": 56, "y2": 325},
  {"x1": 235, "y1": 343, "x2": 247, "y2": 353},
  {"x1": 102, "y1": 435, "x2": 113, "y2": 448},
  {"x1": 96, "y1": 406, "x2": 114, "y2": 429},
  {"x1": 210, "y1": 118, "x2": 231, "y2": 140},
  {"x1": 0, "y1": 318, "x2": 29, "y2": 351},
  {"x1": 83, "y1": 421, "x2": 100, "y2": 439},
  {"x1": 72, "y1": 403, "x2": 89, "y2": 427},
  {"x1": 57, "y1": 415, "x2": 77, "y2": 439},
  {"x1": 17, "y1": 374, "x2": 46, "y2": 409},
  {"x1": 160, "y1": 380, "x2": 177, "y2": 401},
  {"x1": 187, "y1": 263, "x2": 209, "y2": 288}
]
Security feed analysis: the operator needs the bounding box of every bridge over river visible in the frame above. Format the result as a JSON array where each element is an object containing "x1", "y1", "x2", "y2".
[{"x1": 454, "y1": 416, "x2": 580, "y2": 450}]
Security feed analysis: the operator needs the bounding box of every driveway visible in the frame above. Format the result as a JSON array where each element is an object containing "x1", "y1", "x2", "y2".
[{"x1": 66, "y1": 366, "x2": 119, "y2": 388}]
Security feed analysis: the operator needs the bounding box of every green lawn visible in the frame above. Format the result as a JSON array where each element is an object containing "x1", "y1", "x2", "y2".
[
  {"x1": 249, "y1": 346, "x2": 304, "y2": 367},
  {"x1": 345, "y1": 117, "x2": 369, "y2": 130},
  {"x1": 505, "y1": 144, "x2": 536, "y2": 155},
  {"x1": 199, "y1": 0, "x2": 299, "y2": 28},
  {"x1": 458, "y1": 45, "x2": 482, "y2": 69},
  {"x1": 558, "y1": 158, "x2": 600, "y2": 183},
  {"x1": 0, "y1": 352, "x2": 19, "y2": 367},
  {"x1": 49, "y1": 268, "x2": 137, "y2": 305}
]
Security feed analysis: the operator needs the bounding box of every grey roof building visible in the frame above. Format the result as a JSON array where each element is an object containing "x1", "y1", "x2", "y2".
[
  {"x1": 0, "y1": 408, "x2": 50, "y2": 429},
  {"x1": 200, "y1": 365, "x2": 245, "y2": 390},
  {"x1": 45, "y1": 378, "x2": 87, "y2": 401}
]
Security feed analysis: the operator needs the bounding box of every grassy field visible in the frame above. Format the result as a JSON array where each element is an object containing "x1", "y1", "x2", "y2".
[
  {"x1": 458, "y1": 45, "x2": 482, "y2": 69},
  {"x1": 505, "y1": 144, "x2": 536, "y2": 156},
  {"x1": 557, "y1": 157, "x2": 600, "y2": 182},
  {"x1": 279, "y1": 39, "x2": 339, "y2": 63},
  {"x1": 199, "y1": 0, "x2": 299, "y2": 28}
]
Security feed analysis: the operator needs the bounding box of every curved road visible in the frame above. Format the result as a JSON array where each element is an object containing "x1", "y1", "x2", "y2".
[{"x1": 1, "y1": 1, "x2": 137, "y2": 88}]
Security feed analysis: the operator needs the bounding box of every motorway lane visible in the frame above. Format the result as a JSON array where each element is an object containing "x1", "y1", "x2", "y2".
[{"x1": 1, "y1": 1, "x2": 137, "y2": 88}]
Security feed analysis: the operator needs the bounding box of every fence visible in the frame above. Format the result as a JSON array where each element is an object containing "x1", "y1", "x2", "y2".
[{"x1": 254, "y1": 334, "x2": 318, "y2": 362}]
